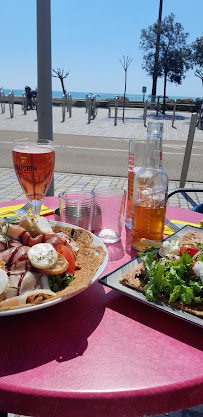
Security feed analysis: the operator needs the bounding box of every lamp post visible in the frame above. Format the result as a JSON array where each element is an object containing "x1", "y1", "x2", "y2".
[{"x1": 37, "y1": 0, "x2": 54, "y2": 195}]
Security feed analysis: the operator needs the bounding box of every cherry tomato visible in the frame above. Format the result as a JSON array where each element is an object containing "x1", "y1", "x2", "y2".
[
  {"x1": 179, "y1": 245, "x2": 200, "y2": 258},
  {"x1": 56, "y1": 245, "x2": 75, "y2": 274},
  {"x1": 191, "y1": 261, "x2": 197, "y2": 276}
]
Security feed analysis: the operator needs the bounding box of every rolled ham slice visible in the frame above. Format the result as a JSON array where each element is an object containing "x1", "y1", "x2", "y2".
[
  {"x1": 5, "y1": 224, "x2": 79, "y2": 252},
  {"x1": 0, "y1": 246, "x2": 29, "y2": 265},
  {"x1": 0, "y1": 289, "x2": 56, "y2": 308}
]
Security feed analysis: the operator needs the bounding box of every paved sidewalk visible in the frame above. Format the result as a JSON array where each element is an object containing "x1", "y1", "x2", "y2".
[
  {"x1": 0, "y1": 168, "x2": 202, "y2": 210},
  {"x1": 0, "y1": 103, "x2": 202, "y2": 209}
]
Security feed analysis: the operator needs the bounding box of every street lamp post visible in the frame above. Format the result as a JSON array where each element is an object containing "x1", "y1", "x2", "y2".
[{"x1": 37, "y1": 0, "x2": 54, "y2": 195}]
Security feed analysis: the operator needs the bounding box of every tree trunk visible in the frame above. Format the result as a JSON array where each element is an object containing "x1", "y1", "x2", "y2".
[
  {"x1": 151, "y1": 0, "x2": 163, "y2": 103},
  {"x1": 123, "y1": 70, "x2": 127, "y2": 122},
  {"x1": 163, "y1": 72, "x2": 167, "y2": 114},
  {"x1": 61, "y1": 78, "x2": 66, "y2": 95}
]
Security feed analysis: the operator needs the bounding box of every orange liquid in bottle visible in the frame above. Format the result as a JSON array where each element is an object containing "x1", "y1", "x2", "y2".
[{"x1": 131, "y1": 203, "x2": 166, "y2": 250}]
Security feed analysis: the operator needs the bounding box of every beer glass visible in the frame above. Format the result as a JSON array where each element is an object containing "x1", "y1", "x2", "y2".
[{"x1": 12, "y1": 138, "x2": 55, "y2": 217}]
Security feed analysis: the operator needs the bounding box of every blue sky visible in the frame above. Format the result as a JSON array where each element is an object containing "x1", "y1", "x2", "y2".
[{"x1": 1, "y1": 0, "x2": 203, "y2": 98}]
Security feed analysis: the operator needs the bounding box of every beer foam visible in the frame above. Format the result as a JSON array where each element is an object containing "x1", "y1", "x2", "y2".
[{"x1": 13, "y1": 145, "x2": 53, "y2": 154}]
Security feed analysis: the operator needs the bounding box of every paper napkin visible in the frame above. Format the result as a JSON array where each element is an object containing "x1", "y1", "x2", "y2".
[
  {"x1": 164, "y1": 219, "x2": 200, "y2": 236},
  {"x1": 0, "y1": 204, "x2": 54, "y2": 218}
]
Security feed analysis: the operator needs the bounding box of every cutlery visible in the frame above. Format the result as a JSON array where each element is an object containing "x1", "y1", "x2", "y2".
[
  {"x1": 0, "y1": 208, "x2": 50, "y2": 221},
  {"x1": 165, "y1": 219, "x2": 181, "y2": 233},
  {"x1": 0, "y1": 202, "x2": 31, "y2": 216}
]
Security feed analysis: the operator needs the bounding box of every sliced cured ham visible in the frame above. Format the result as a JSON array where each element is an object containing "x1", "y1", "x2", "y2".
[
  {"x1": 5, "y1": 224, "x2": 79, "y2": 252},
  {"x1": 55, "y1": 232, "x2": 79, "y2": 254},
  {"x1": 0, "y1": 246, "x2": 29, "y2": 265},
  {"x1": 0, "y1": 235, "x2": 7, "y2": 252},
  {"x1": 19, "y1": 271, "x2": 40, "y2": 295}
]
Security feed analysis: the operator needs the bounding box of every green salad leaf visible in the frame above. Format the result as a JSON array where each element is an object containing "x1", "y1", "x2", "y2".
[
  {"x1": 48, "y1": 273, "x2": 75, "y2": 292},
  {"x1": 138, "y1": 249, "x2": 203, "y2": 305},
  {"x1": 197, "y1": 243, "x2": 203, "y2": 251}
]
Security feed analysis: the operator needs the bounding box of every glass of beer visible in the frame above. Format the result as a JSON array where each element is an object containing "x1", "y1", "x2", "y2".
[{"x1": 12, "y1": 138, "x2": 55, "y2": 216}]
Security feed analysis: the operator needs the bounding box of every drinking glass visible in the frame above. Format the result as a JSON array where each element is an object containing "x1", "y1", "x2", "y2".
[
  {"x1": 12, "y1": 138, "x2": 55, "y2": 216},
  {"x1": 93, "y1": 187, "x2": 126, "y2": 243},
  {"x1": 58, "y1": 191, "x2": 94, "y2": 231}
]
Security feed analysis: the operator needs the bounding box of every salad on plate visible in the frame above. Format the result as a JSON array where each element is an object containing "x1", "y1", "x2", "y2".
[{"x1": 120, "y1": 230, "x2": 203, "y2": 318}]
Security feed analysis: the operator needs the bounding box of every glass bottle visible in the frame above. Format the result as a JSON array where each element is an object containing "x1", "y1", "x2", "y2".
[
  {"x1": 125, "y1": 139, "x2": 145, "y2": 229},
  {"x1": 131, "y1": 122, "x2": 168, "y2": 250}
]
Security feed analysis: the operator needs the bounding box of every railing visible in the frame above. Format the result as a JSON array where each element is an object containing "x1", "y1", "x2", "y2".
[
  {"x1": 62, "y1": 94, "x2": 66, "y2": 122},
  {"x1": 62, "y1": 93, "x2": 72, "y2": 122},
  {"x1": 87, "y1": 95, "x2": 97, "y2": 124},
  {"x1": 67, "y1": 94, "x2": 72, "y2": 118},
  {"x1": 8, "y1": 90, "x2": 14, "y2": 118},
  {"x1": 0, "y1": 89, "x2": 5, "y2": 113},
  {"x1": 109, "y1": 98, "x2": 148, "y2": 126},
  {"x1": 172, "y1": 99, "x2": 177, "y2": 128},
  {"x1": 87, "y1": 96, "x2": 91, "y2": 124},
  {"x1": 85, "y1": 93, "x2": 89, "y2": 113},
  {"x1": 114, "y1": 97, "x2": 118, "y2": 126},
  {"x1": 22, "y1": 92, "x2": 27, "y2": 115}
]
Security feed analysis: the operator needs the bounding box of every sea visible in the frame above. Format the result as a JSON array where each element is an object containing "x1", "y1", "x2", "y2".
[{"x1": 1, "y1": 89, "x2": 198, "y2": 101}]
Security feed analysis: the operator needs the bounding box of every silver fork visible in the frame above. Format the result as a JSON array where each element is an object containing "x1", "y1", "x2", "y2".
[
  {"x1": 0, "y1": 202, "x2": 31, "y2": 216},
  {"x1": 0, "y1": 208, "x2": 50, "y2": 222},
  {"x1": 165, "y1": 218, "x2": 181, "y2": 233}
]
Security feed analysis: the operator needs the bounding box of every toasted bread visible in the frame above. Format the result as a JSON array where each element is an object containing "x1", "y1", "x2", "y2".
[{"x1": 37, "y1": 252, "x2": 68, "y2": 275}]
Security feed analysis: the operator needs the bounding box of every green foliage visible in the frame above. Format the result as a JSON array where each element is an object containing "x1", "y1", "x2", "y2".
[
  {"x1": 190, "y1": 36, "x2": 203, "y2": 86},
  {"x1": 140, "y1": 13, "x2": 191, "y2": 110},
  {"x1": 191, "y1": 36, "x2": 203, "y2": 68}
]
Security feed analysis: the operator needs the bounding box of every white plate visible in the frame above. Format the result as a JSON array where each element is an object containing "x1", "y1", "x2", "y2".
[{"x1": 0, "y1": 220, "x2": 108, "y2": 316}]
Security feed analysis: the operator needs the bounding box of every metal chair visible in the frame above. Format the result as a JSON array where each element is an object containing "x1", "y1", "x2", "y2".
[{"x1": 167, "y1": 188, "x2": 203, "y2": 213}]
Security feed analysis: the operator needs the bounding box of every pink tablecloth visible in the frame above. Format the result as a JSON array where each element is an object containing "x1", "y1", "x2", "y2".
[{"x1": 0, "y1": 197, "x2": 202, "y2": 417}]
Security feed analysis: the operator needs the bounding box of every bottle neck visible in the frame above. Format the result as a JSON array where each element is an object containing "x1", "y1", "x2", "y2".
[{"x1": 144, "y1": 136, "x2": 162, "y2": 169}]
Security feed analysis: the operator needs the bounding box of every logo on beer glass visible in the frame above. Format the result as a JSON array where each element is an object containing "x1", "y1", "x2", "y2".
[{"x1": 14, "y1": 164, "x2": 37, "y2": 172}]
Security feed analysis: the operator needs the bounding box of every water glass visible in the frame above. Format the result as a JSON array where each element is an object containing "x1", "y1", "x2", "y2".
[
  {"x1": 93, "y1": 187, "x2": 126, "y2": 243},
  {"x1": 58, "y1": 191, "x2": 94, "y2": 231}
]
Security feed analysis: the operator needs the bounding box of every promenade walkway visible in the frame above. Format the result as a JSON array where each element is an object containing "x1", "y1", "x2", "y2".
[
  {"x1": 0, "y1": 104, "x2": 202, "y2": 209},
  {"x1": 1, "y1": 103, "x2": 203, "y2": 141}
]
